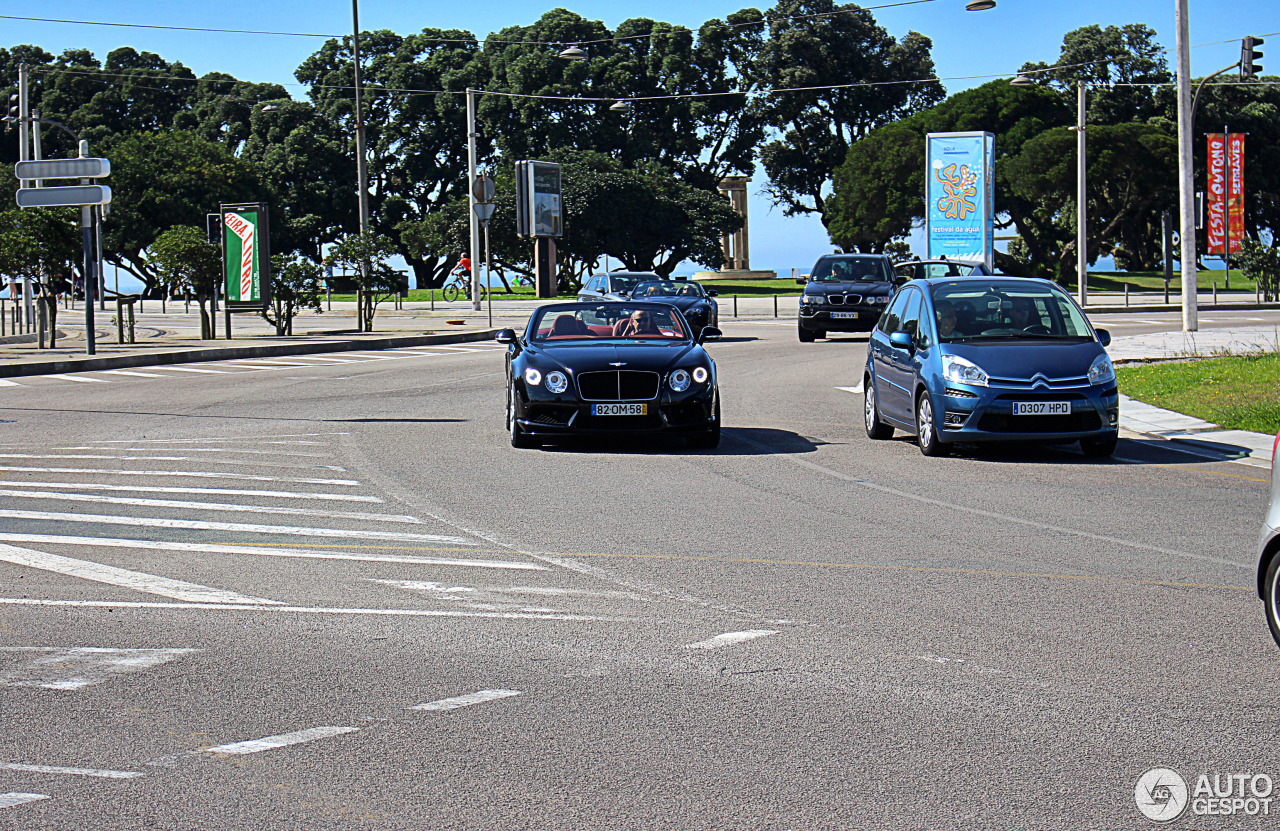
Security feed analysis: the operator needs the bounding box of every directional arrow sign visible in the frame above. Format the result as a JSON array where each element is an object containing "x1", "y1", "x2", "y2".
[
  {"x1": 473, "y1": 202, "x2": 496, "y2": 224},
  {"x1": 15, "y1": 184, "x2": 112, "y2": 208},
  {"x1": 14, "y1": 158, "x2": 110, "y2": 180}
]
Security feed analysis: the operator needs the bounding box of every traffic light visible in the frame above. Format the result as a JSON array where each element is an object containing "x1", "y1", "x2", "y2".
[
  {"x1": 1241, "y1": 36, "x2": 1264, "y2": 79},
  {"x1": 3, "y1": 92, "x2": 17, "y2": 128}
]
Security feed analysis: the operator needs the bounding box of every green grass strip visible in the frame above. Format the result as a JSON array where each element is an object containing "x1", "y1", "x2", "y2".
[{"x1": 1117, "y1": 352, "x2": 1280, "y2": 434}]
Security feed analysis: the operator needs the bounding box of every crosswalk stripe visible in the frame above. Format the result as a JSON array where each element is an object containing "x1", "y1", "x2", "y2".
[
  {"x1": 44, "y1": 374, "x2": 108, "y2": 383},
  {"x1": 412, "y1": 689, "x2": 522, "y2": 711},
  {"x1": 0, "y1": 509, "x2": 476, "y2": 544},
  {"x1": 204, "y1": 726, "x2": 358, "y2": 755},
  {"x1": 0, "y1": 542, "x2": 282, "y2": 604},
  {"x1": 0, "y1": 455, "x2": 343, "y2": 471},
  {"x1": 0, "y1": 466, "x2": 359, "y2": 485},
  {"x1": 0, "y1": 378, "x2": 24, "y2": 386},
  {"x1": 55, "y1": 446, "x2": 328, "y2": 458},
  {"x1": 0, "y1": 763, "x2": 144, "y2": 779},
  {"x1": 149, "y1": 366, "x2": 228, "y2": 374},
  {"x1": 0, "y1": 598, "x2": 630, "y2": 621},
  {"x1": 102, "y1": 369, "x2": 166, "y2": 377},
  {"x1": 0, "y1": 793, "x2": 49, "y2": 809},
  {"x1": 0, "y1": 533, "x2": 545, "y2": 570},
  {"x1": 0, "y1": 481, "x2": 382, "y2": 502},
  {"x1": 0, "y1": 489, "x2": 422, "y2": 523}
]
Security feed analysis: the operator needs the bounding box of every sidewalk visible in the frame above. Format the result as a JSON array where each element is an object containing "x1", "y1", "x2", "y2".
[{"x1": 1, "y1": 292, "x2": 1276, "y2": 468}]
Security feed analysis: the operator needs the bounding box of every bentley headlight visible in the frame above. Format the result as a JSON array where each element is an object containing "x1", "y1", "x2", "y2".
[
  {"x1": 1088, "y1": 353, "x2": 1115, "y2": 385},
  {"x1": 669, "y1": 369, "x2": 692, "y2": 392},
  {"x1": 692, "y1": 366, "x2": 709, "y2": 384},
  {"x1": 941, "y1": 354, "x2": 989, "y2": 387},
  {"x1": 545, "y1": 370, "x2": 568, "y2": 394},
  {"x1": 801, "y1": 294, "x2": 824, "y2": 305},
  {"x1": 523, "y1": 367, "x2": 542, "y2": 386}
]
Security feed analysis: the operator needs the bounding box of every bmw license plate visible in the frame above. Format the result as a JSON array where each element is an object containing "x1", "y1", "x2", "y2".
[
  {"x1": 1012, "y1": 401, "x2": 1071, "y2": 415},
  {"x1": 593, "y1": 403, "x2": 646, "y2": 416},
  {"x1": 831, "y1": 311, "x2": 859, "y2": 319}
]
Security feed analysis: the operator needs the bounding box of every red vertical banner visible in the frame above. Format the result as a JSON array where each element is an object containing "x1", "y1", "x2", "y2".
[
  {"x1": 1206, "y1": 134, "x2": 1226, "y2": 256},
  {"x1": 1227, "y1": 133, "x2": 1245, "y2": 254}
]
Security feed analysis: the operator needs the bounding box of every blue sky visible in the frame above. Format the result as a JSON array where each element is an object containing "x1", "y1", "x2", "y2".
[{"x1": 4, "y1": 0, "x2": 1277, "y2": 280}]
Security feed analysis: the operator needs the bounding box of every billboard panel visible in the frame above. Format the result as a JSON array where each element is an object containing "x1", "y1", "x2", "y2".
[
  {"x1": 926, "y1": 132, "x2": 994, "y2": 270},
  {"x1": 221, "y1": 203, "x2": 271, "y2": 310},
  {"x1": 1207, "y1": 134, "x2": 1227, "y2": 256},
  {"x1": 1228, "y1": 133, "x2": 1245, "y2": 255},
  {"x1": 515, "y1": 161, "x2": 563, "y2": 238}
]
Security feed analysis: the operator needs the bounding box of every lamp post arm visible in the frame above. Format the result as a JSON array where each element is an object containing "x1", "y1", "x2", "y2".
[
  {"x1": 1191, "y1": 62, "x2": 1242, "y2": 135},
  {"x1": 32, "y1": 117, "x2": 80, "y2": 145}
]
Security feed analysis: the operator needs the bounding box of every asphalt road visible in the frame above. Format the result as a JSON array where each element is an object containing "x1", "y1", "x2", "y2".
[{"x1": 0, "y1": 314, "x2": 1277, "y2": 830}]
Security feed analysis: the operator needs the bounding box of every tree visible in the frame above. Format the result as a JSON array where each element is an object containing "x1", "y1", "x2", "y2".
[
  {"x1": 264, "y1": 256, "x2": 324, "y2": 335},
  {"x1": 0, "y1": 201, "x2": 79, "y2": 347},
  {"x1": 148, "y1": 225, "x2": 221, "y2": 338},
  {"x1": 752, "y1": 0, "x2": 943, "y2": 228},
  {"x1": 101, "y1": 130, "x2": 259, "y2": 293},
  {"x1": 324, "y1": 232, "x2": 402, "y2": 331},
  {"x1": 1237, "y1": 238, "x2": 1279, "y2": 301}
]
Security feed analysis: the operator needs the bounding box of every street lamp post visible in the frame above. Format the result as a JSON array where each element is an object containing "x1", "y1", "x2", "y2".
[
  {"x1": 1073, "y1": 79, "x2": 1087, "y2": 307},
  {"x1": 466, "y1": 88, "x2": 480, "y2": 312},
  {"x1": 1174, "y1": 0, "x2": 1198, "y2": 331}
]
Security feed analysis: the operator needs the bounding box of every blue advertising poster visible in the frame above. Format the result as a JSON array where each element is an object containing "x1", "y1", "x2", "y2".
[{"x1": 926, "y1": 132, "x2": 994, "y2": 269}]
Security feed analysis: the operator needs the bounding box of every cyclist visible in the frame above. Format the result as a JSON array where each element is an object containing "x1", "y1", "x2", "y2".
[{"x1": 451, "y1": 254, "x2": 472, "y2": 282}]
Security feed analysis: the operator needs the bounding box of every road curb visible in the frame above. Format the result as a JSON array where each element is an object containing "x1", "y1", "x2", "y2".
[{"x1": 0, "y1": 328, "x2": 501, "y2": 378}]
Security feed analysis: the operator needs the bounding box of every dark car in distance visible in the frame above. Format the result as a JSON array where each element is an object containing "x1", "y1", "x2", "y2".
[
  {"x1": 798, "y1": 253, "x2": 900, "y2": 342},
  {"x1": 577, "y1": 271, "x2": 666, "y2": 302},
  {"x1": 628, "y1": 280, "x2": 719, "y2": 338},
  {"x1": 497, "y1": 302, "x2": 722, "y2": 449}
]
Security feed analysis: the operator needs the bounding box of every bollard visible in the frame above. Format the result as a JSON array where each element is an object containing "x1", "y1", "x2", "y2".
[
  {"x1": 1124, "y1": 284, "x2": 1129, "y2": 306},
  {"x1": 733, "y1": 295, "x2": 738, "y2": 317},
  {"x1": 430, "y1": 289, "x2": 435, "y2": 311},
  {"x1": 1213, "y1": 282, "x2": 1217, "y2": 305},
  {"x1": 773, "y1": 295, "x2": 778, "y2": 317}
]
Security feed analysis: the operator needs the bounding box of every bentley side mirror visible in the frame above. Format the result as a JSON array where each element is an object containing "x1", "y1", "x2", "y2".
[
  {"x1": 706, "y1": 289, "x2": 718, "y2": 297},
  {"x1": 495, "y1": 329, "x2": 520, "y2": 353},
  {"x1": 1095, "y1": 328, "x2": 1111, "y2": 347}
]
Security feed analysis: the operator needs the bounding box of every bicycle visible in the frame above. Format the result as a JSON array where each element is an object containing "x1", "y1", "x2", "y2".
[{"x1": 441, "y1": 271, "x2": 487, "y2": 302}]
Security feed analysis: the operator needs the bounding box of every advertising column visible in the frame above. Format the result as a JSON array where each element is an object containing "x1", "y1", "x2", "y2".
[
  {"x1": 926, "y1": 132, "x2": 995, "y2": 271},
  {"x1": 221, "y1": 203, "x2": 272, "y2": 311}
]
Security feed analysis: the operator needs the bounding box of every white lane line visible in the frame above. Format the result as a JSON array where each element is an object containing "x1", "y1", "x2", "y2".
[
  {"x1": 102, "y1": 370, "x2": 166, "y2": 378},
  {"x1": 56, "y1": 447, "x2": 329, "y2": 458},
  {"x1": 0, "y1": 543, "x2": 282, "y2": 605},
  {"x1": 150, "y1": 366, "x2": 228, "y2": 374},
  {"x1": 1, "y1": 481, "x2": 380, "y2": 502},
  {"x1": 204, "y1": 726, "x2": 358, "y2": 756},
  {"x1": 0, "y1": 793, "x2": 48, "y2": 809},
  {"x1": 0, "y1": 453, "x2": 340, "y2": 472},
  {"x1": 684, "y1": 629, "x2": 779, "y2": 650},
  {"x1": 44, "y1": 374, "x2": 108, "y2": 383},
  {"x1": 0, "y1": 489, "x2": 422, "y2": 524},
  {"x1": 0, "y1": 763, "x2": 143, "y2": 780},
  {"x1": 0, "y1": 533, "x2": 544, "y2": 570},
  {"x1": 412, "y1": 689, "x2": 522, "y2": 711},
  {"x1": 0, "y1": 647, "x2": 196, "y2": 690},
  {"x1": 0, "y1": 598, "x2": 635, "y2": 621},
  {"x1": 0, "y1": 379, "x2": 22, "y2": 386},
  {"x1": 0, "y1": 510, "x2": 474, "y2": 544},
  {"x1": 0, "y1": 466, "x2": 359, "y2": 485},
  {"x1": 93, "y1": 433, "x2": 344, "y2": 443},
  {"x1": 836, "y1": 383, "x2": 863, "y2": 394}
]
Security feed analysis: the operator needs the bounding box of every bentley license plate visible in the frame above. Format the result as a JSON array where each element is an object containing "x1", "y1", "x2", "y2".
[
  {"x1": 593, "y1": 403, "x2": 647, "y2": 416},
  {"x1": 831, "y1": 311, "x2": 859, "y2": 319},
  {"x1": 1012, "y1": 401, "x2": 1071, "y2": 415}
]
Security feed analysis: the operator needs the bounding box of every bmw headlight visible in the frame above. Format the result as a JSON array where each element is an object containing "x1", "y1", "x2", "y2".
[
  {"x1": 941, "y1": 354, "x2": 989, "y2": 387},
  {"x1": 1088, "y1": 353, "x2": 1116, "y2": 385},
  {"x1": 669, "y1": 369, "x2": 692, "y2": 392},
  {"x1": 545, "y1": 370, "x2": 568, "y2": 394},
  {"x1": 872, "y1": 296, "x2": 890, "y2": 305},
  {"x1": 692, "y1": 366, "x2": 709, "y2": 384},
  {"x1": 801, "y1": 294, "x2": 824, "y2": 305},
  {"x1": 523, "y1": 367, "x2": 542, "y2": 386}
]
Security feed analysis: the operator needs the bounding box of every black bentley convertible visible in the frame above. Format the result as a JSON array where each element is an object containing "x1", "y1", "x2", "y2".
[{"x1": 496, "y1": 302, "x2": 722, "y2": 449}]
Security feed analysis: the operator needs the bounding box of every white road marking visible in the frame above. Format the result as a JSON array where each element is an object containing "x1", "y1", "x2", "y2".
[
  {"x1": 277, "y1": 355, "x2": 366, "y2": 363},
  {"x1": 0, "y1": 598, "x2": 634, "y2": 621},
  {"x1": 204, "y1": 726, "x2": 358, "y2": 755},
  {"x1": 0, "y1": 544, "x2": 282, "y2": 605},
  {"x1": 55, "y1": 446, "x2": 329, "y2": 458},
  {"x1": 0, "y1": 466, "x2": 359, "y2": 485},
  {"x1": 0, "y1": 379, "x2": 22, "y2": 386},
  {"x1": 0, "y1": 489, "x2": 421, "y2": 524},
  {"x1": 43, "y1": 374, "x2": 107, "y2": 383},
  {"x1": 0, "y1": 481, "x2": 381, "y2": 502},
  {"x1": 0, "y1": 510, "x2": 474, "y2": 544},
  {"x1": 150, "y1": 366, "x2": 228, "y2": 374},
  {"x1": 0, "y1": 763, "x2": 143, "y2": 779},
  {"x1": 0, "y1": 453, "x2": 337, "y2": 472},
  {"x1": 0, "y1": 793, "x2": 48, "y2": 808},
  {"x1": 836, "y1": 383, "x2": 863, "y2": 394},
  {"x1": 102, "y1": 369, "x2": 166, "y2": 378},
  {"x1": 0, "y1": 647, "x2": 196, "y2": 690},
  {"x1": 412, "y1": 689, "x2": 522, "y2": 711},
  {"x1": 223, "y1": 359, "x2": 323, "y2": 367},
  {"x1": 92, "y1": 433, "x2": 342, "y2": 444},
  {"x1": 0, "y1": 533, "x2": 542, "y2": 569},
  {"x1": 684, "y1": 629, "x2": 779, "y2": 650}
]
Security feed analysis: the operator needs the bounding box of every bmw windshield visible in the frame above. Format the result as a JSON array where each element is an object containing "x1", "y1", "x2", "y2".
[
  {"x1": 812, "y1": 257, "x2": 892, "y2": 283},
  {"x1": 931, "y1": 282, "x2": 1095, "y2": 343}
]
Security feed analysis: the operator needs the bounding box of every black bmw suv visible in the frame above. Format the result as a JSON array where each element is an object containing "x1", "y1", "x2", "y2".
[{"x1": 797, "y1": 253, "x2": 901, "y2": 342}]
